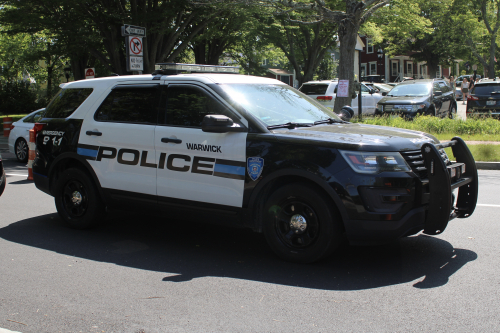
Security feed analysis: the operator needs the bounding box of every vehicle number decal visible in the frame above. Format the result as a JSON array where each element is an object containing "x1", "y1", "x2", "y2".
[{"x1": 43, "y1": 136, "x2": 63, "y2": 146}]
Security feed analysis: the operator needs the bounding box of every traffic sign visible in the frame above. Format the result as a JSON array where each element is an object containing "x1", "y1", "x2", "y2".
[
  {"x1": 127, "y1": 56, "x2": 144, "y2": 71},
  {"x1": 121, "y1": 24, "x2": 146, "y2": 37},
  {"x1": 127, "y1": 36, "x2": 143, "y2": 56},
  {"x1": 85, "y1": 68, "x2": 95, "y2": 79}
]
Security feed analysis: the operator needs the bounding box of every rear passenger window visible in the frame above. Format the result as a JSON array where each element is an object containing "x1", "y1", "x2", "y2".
[
  {"x1": 472, "y1": 84, "x2": 500, "y2": 95},
  {"x1": 163, "y1": 85, "x2": 233, "y2": 128},
  {"x1": 299, "y1": 84, "x2": 329, "y2": 95},
  {"x1": 44, "y1": 88, "x2": 93, "y2": 118},
  {"x1": 95, "y1": 86, "x2": 160, "y2": 124}
]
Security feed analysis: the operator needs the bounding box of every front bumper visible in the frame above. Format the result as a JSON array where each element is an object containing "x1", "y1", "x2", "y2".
[{"x1": 344, "y1": 137, "x2": 478, "y2": 243}]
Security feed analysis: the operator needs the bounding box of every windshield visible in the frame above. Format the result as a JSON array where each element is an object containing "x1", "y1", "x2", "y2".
[
  {"x1": 388, "y1": 83, "x2": 431, "y2": 97},
  {"x1": 373, "y1": 83, "x2": 393, "y2": 92},
  {"x1": 219, "y1": 84, "x2": 340, "y2": 126}
]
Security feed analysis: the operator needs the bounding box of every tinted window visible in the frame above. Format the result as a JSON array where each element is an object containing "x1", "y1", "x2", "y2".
[
  {"x1": 164, "y1": 86, "x2": 233, "y2": 128},
  {"x1": 22, "y1": 114, "x2": 35, "y2": 123},
  {"x1": 45, "y1": 88, "x2": 93, "y2": 118},
  {"x1": 438, "y1": 82, "x2": 450, "y2": 92},
  {"x1": 95, "y1": 86, "x2": 160, "y2": 124},
  {"x1": 472, "y1": 84, "x2": 500, "y2": 95},
  {"x1": 299, "y1": 84, "x2": 329, "y2": 95}
]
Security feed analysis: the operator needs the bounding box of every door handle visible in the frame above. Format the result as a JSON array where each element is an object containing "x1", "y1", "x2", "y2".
[
  {"x1": 161, "y1": 138, "x2": 182, "y2": 144},
  {"x1": 86, "y1": 131, "x2": 102, "y2": 136}
]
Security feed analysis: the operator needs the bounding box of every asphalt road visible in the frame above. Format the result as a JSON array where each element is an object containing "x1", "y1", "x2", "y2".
[{"x1": 1, "y1": 151, "x2": 499, "y2": 332}]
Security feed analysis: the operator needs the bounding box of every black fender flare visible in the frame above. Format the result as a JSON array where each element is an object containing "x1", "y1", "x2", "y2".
[
  {"x1": 47, "y1": 152, "x2": 107, "y2": 202},
  {"x1": 247, "y1": 168, "x2": 350, "y2": 229}
]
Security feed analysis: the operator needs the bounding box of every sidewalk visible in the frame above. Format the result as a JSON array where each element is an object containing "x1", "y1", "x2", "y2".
[{"x1": 1, "y1": 125, "x2": 498, "y2": 169}]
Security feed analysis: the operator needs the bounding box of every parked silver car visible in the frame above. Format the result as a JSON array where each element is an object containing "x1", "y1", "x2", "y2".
[
  {"x1": 8, "y1": 108, "x2": 45, "y2": 162},
  {"x1": 299, "y1": 80, "x2": 384, "y2": 115}
]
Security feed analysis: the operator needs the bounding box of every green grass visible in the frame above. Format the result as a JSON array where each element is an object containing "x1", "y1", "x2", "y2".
[
  {"x1": 444, "y1": 145, "x2": 500, "y2": 162},
  {"x1": 352, "y1": 115, "x2": 500, "y2": 136},
  {"x1": 354, "y1": 115, "x2": 500, "y2": 161},
  {"x1": 0, "y1": 114, "x2": 28, "y2": 126}
]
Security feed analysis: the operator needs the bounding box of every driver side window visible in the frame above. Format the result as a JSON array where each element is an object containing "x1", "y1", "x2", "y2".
[{"x1": 162, "y1": 85, "x2": 238, "y2": 128}]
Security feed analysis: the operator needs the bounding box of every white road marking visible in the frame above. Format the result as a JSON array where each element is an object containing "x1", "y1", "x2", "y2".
[
  {"x1": 6, "y1": 173, "x2": 28, "y2": 177},
  {"x1": 477, "y1": 204, "x2": 500, "y2": 208},
  {"x1": 0, "y1": 327, "x2": 23, "y2": 333}
]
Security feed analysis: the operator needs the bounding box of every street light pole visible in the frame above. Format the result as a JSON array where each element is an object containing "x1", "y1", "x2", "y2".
[{"x1": 377, "y1": 48, "x2": 384, "y2": 80}]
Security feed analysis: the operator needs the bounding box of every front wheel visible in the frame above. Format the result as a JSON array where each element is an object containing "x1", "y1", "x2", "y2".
[
  {"x1": 262, "y1": 183, "x2": 343, "y2": 263},
  {"x1": 54, "y1": 168, "x2": 105, "y2": 229}
]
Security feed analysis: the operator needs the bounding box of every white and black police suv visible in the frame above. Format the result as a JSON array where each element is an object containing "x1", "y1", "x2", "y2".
[{"x1": 32, "y1": 63, "x2": 478, "y2": 263}]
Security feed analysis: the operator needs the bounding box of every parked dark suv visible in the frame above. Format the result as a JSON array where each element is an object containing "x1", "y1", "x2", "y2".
[
  {"x1": 375, "y1": 79, "x2": 457, "y2": 119},
  {"x1": 466, "y1": 79, "x2": 500, "y2": 118}
]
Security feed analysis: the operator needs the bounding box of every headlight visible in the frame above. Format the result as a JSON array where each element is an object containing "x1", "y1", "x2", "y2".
[
  {"x1": 339, "y1": 150, "x2": 411, "y2": 174},
  {"x1": 411, "y1": 104, "x2": 426, "y2": 112}
]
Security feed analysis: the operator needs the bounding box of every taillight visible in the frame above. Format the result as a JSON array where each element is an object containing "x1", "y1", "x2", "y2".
[
  {"x1": 10, "y1": 125, "x2": 14, "y2": 131},
  {"x1": 316, "y1": 96, "x2": 333, "y2": 101},
  {"x1": 467, "y1": 95, "x2": 478, "y2": 101},
  {"x1": 33, "y1": 123, "x2": 46, "y2": 137}
]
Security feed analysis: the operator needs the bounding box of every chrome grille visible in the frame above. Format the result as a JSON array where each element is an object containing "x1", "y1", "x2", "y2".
[{"x1": 401, "y1": 148, "x2": 450, "y2": 179}]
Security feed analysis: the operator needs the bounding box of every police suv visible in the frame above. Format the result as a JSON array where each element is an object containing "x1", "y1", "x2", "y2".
[{"x1": 32, "y1": 63, "x2": 478, "y2": 263}]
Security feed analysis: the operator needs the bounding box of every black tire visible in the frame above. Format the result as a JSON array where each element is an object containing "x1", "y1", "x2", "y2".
[
  {"x1": 0, "y1": 169, "x2": 6, "y2": 197},
  {"x1": 15, "y1": 138, "x2": 29, "y2": 163},
  {"x1": 448, "y1": 103, "x2": 457, "y2": 119},
  {"x1": 54, "y1": 168, "x2": 105, "y2": 229},
  {"x1": 262, "y1": 183, "x2": 343, "y2": 263}
]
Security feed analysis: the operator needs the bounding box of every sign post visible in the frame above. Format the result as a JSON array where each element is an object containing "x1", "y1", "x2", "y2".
[{"x1": 123, "y1": 24, "x2": 146, "y2": 74}]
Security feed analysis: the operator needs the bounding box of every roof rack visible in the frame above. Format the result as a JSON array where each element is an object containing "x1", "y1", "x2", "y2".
[{"x1": 153, "y1": 63, "x2": 240, "y2": 76}]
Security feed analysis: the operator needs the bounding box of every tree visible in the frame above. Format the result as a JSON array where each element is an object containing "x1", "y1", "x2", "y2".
[
  {"x1": 455, "y1": 0, "x2": 500, "y2": 78},
  {"x1": 258, "y1": 12, "x2": 338, "y2": 86},
  {"x1": 0, "y1": 0, "x2": 227, "y2": 74}
]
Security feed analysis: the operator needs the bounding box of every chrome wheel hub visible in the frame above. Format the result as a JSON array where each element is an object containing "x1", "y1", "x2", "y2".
[
  {"x1": 71, "y1": 191, "x2": 82, "y2": 205},
  {"x1": 290, "y1": 214, "x2": 307, "y2": 234}
]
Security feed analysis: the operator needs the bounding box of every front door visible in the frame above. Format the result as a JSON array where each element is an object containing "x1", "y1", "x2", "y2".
[{"x1": 155, "y1": 84, "x2": 248, "y2": 208}]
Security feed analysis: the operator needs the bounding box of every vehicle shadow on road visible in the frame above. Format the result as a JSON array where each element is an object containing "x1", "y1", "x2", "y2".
[{"x1": 0, "y1": 212, "x2": 477, "y2": 291}]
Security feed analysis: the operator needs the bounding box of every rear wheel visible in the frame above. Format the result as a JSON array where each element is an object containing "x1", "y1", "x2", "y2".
[
  {"x1": 262, "y1": 183, "x2": 343, "y2": 263},
  {"x1": 15, "y1": 138, "x2": 28, "y2": 163},
  {"x1": 54, "y1": 168, "x2": 105, "y2": 229}
]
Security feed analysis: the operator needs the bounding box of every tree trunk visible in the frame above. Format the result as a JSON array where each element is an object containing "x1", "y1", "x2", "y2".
[
  {"x1": 333, "y1": 28, "x2": 358, "y2": 114},
  {"x1": 488, "y1": 34, "x2": 496, "y2": 78}
]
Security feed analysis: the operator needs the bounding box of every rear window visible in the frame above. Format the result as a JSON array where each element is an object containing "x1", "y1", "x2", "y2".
[
  {"x1": 44, "y1": 88, "x2": 93, "y2": 118},
  {"x1": 472, "y1": 84, "x2": 500, "y2": 95},
  {"x1": 299, "y1": 84, "x2": 329, "y2": 95}
]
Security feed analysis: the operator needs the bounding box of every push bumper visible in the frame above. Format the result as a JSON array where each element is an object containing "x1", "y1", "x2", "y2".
[
  {"x1": 420, "y1": 137, "x2": 478, "y2": 235},
  {"x1": 344, "y1": 137, "x2": 478, "y2": 243}
]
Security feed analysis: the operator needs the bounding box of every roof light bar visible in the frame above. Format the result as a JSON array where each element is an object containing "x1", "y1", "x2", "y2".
[{"x1": 154, "y1": 63, "x2": 239, "y2": 75}]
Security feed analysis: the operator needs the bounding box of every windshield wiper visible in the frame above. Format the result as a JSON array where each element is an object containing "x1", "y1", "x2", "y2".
[
  {"x1": 314, "y1": 118, "x2": 348, "y2": 125},
  {"x1": 267, "y1": 122, "x2": 313, "y2": 130}
]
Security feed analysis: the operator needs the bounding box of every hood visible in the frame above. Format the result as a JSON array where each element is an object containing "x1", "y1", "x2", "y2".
[
  {"x1": 378, "y1": 95, "x2": 429, "y2": 104},
  {"x1": 271, "y1": 123, "x2": 438, "y2": 152}
]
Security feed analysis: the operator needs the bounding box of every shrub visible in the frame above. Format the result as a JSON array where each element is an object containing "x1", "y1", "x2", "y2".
[
  {"x1": 0, "y1": 80, "x2": 46, "y2": 116},
  {"x1": 352, "y1": 115, "x2": 500, "y2": 135}
]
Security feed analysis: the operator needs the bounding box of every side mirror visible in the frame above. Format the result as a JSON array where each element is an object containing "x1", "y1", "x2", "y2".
[
  {"x1": 201, "y1": 115, "x2": 246, "y2": 133},
  {"x1": 382, "y1": 91, "x2": 388, "y2": 96},
  {"x1": 338, "y1": 105, "x2": 354, "y2": 121}
]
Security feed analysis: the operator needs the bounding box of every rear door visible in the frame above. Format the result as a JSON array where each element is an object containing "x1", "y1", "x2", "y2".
[
  {"x1": 79, "y1": 83, "x2": 161, "y2": 199},
  {"x1": 155, "y1": 83, "x2": 248, "y2": 208}
]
